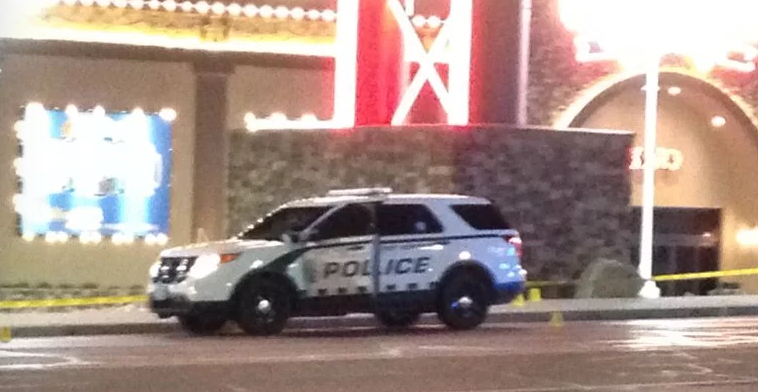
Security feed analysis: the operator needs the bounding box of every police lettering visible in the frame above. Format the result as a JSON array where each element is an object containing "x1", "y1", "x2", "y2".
[{"x1": 323, "y1": 257, "x2": 431, "y2": 279}]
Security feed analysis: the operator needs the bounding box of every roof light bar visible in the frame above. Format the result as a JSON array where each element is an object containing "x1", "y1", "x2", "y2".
[{"x1": 326, "y1": 188, "x2": 393, "y2": 197}]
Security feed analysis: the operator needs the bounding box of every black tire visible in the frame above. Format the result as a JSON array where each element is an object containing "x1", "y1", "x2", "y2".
[
  {"x1": 375, "y1": 310, "x2": 421, "y2": 329},
  {"x1": 436, "y1": 272, "x2": 490, "y2": 330},
  {"x1": 237, "y1": 278, "x2": 292, "y2": 336},
  {"x1": 178, "y1": 314, "x2": 226, "y2": 336}
]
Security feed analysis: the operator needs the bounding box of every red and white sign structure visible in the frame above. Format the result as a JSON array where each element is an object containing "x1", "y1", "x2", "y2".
[
  {"x1": 334, "y1": 0, "x2": 473, "y2": 128},
  {"x1": 389, "y1": 0, "x2": 472, "y2": 126},
  {"x1": 559, "y1": 0, "x2": 758, "y2": 72}
]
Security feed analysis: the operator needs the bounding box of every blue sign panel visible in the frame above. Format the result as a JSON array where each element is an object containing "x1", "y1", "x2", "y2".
[{"x1": 15, "y1": 104, "x2": 172, "y2": 240}]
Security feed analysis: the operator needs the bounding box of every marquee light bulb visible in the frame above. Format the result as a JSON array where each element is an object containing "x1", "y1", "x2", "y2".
[
  {"x1": 212, "y1": 2, "x2": 226, "y2": 15},
  {"x1": 259, "y1": 5, "x2": 273, "y2": 18},
  {"x1": 25, "y1": 102, "x2": 46, "y2": 120},
  {"x1": 65, "y1": 104, "x2": 79, "y2": 117},
  {"x1": 322, "y1": 9, "x2": 336, "y2": 22},
  {"x1": 195, "y1": 1, "x2": 209, "y2": 14},
  {"x1": 159, "y1": 108, "x2": 177, "y2": 122},
  {"x1": 275, "y1": 6, "x2": 289, "y2": 19},
  {"x1": 301, "y1": 113, "x2": 318, "y2": 122},
  {"x1": 307, "y1": 9, "x2": 320, "y2": 20},
  {"x1": 227, "y1": 3, "x2": 241, "y2": 16},
  {"x1": 711, "y1": 116, "x2": 726, "y2": 127},
  {"x1": 291, "y1": 7, "x2": 305, "y2": 20},
  {"x1": 428, "y1": 16, "x2": 442, "y2": 29},
  {"x1": 162, "y1": 0, "x2": 177, "y2": 12},
  {"x1": 14, "y1": 121, "x2": 25, "y2": 135},
  {"x1": 243, "y1": 4, "x2": 258, "y2": 16},
  {"x1": 269, "y1": 112, "x2": 287, "y2": 121}
]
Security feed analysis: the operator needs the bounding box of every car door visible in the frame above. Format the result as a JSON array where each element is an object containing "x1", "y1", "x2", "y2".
[
  {"x1": 304, "y1": 203, "x2": 374, "y2": 298},
  {"x1": 376, "y1": 203, "x2": 447, "y2": 295}
]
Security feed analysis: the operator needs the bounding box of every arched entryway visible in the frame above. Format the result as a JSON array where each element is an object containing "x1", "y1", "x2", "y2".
[{"x1": 565, "y1": 72, "x2": 758, "y2": 295}]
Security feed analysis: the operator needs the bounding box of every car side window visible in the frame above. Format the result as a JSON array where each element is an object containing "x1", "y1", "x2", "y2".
[
  {"x1": 378, "y1": 204, "x2": 443, "y2": 236},
  {"x1": 311, "y1": 204, "x2": 372, "y2": 241}
]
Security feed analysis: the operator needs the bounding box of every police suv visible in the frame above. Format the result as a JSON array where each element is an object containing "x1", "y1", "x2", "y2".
[{"x1": 148, "y1": 188, "x2": 526, "y2": 335}]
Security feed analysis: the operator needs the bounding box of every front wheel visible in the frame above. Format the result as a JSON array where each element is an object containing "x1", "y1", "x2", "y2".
[
  {"x1": 237, "y1": 279, "x2": 292, "y2": 336},
  {"x1": 178, "y1": 314, "x2": 226, "y2": 336},
  {"x1": 436, "y1": 273, "x2": 490, "y2": 330}
]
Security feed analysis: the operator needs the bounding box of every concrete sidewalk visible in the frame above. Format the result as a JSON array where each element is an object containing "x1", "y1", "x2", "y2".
[{"x1": 2, "y1": 295, "x2": 758, "y2": 338}]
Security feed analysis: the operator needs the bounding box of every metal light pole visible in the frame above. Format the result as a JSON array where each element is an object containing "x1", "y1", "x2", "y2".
[
  {"x1": 516, "y1": 0, "x2": 532, "y2": 126},
  {"x1": 638, "y1": 54, "x2": 662, "y2": 298}
]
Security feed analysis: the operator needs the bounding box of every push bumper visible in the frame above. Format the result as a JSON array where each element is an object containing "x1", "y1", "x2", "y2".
[
  {"x1": 149, "y1": 295, "x2": 230, "y2": 319},
  {"x1": 148, "y1": 284, "x2": 230, "y2": 319}
]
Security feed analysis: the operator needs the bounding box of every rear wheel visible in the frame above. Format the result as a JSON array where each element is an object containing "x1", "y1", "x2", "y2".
[
  {"x1": 237, "y1": 278, "x2": 292, "y2": 336},
  {"x1": 437, "y1": 272, "x2": 490, "y2": 330},
  {"x1": 178, "y1": 314, "x2": 226, "y2": 336},
  {"x1": 374, "y1": 310, "x2": 421, "y2": 329}
]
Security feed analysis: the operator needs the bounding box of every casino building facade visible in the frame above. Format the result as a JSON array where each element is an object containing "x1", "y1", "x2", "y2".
[{"x1": 1, "y1": 0, "x2": 757, "y2": 294}]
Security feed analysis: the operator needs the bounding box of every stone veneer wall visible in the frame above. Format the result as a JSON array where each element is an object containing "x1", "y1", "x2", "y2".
[
  {"x1": 528, "y1": 0, "x2": 758, "y2": 127},
  {"x1": 228, "y1": 125, "x2": 633, "y2": 282}
]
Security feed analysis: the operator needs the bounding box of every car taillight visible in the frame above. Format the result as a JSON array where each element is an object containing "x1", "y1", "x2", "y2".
[{"x1": 504, "y1": 235, "x2": 523, "y2": 258}]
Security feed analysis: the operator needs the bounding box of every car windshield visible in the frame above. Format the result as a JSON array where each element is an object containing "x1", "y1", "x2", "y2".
[{"x1": 236, "y1": 206, "x2": 332, "y2": 241}]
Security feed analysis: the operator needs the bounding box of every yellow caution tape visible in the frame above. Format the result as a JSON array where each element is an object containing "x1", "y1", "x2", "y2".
[
  {"x1": 0, "y1": 295, "x2": 147, "y2": 309},
  {"x1": 526, "y1": 267, "x2": 758, "y2": 288},
  {"x1": 526, "y1": 280, "x2": 576, "y2": 288},
  {"x1": 2, "y1": 267, "x2": 758, "y2": 310},
  {"x1": 652, "y1": 268, "x2": 758, "y2": 282}
]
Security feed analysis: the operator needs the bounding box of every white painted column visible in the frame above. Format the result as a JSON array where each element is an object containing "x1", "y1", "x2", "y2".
[{"x1": 638, "y1": 55, "x2": 662, "y2": 298}]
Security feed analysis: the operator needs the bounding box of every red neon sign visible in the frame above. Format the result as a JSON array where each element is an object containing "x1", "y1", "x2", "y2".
[{"x1": 332, "y1": 0, "x2": 473, "y2": 128}]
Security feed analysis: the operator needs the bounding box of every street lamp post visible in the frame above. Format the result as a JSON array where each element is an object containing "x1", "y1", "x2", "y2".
[{"x1": 638, "y1": 54, "x2": 662, "y2": 298}]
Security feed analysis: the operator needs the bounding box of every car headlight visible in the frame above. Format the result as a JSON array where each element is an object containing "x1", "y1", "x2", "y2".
[
  {"x1": 189, "y1": 254, "x2": 221, "y2": 279},
  {"x1": 148, "y1": 260, "x2": 161, "y2": 278},
  {"x1": 188, "y1": 253, "x2": 240, "y2": 279}
]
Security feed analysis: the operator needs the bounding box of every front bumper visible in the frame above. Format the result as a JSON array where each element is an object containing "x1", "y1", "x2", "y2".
[
  {"x1": 493, "y1": 281, "x2": 526, "y2": 304},
  {"x1": 148, "y1": 283, "x2": 230, "y2": 318},
  {"x1": 149, "y1": 295, "x2": 230, "y2": 319}
]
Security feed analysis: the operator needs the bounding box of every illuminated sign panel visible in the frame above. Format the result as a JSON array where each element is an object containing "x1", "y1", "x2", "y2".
[
  {"x1": 14, "y1": 104, "x2": 173, "y2": 244},
  {"x1": 629, "y1": 147, "x2": 683, "y2": 172},
  {"x1": 559, "y1": 0, "x2": 758, "y2": 72}
]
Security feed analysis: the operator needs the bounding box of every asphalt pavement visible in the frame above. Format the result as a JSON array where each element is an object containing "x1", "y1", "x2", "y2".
[
  {"x1": 2, "y1": 316, "x2": 758, "y2": 391},
  {"x1": 5, "y1": 295, "x2": 758, "y2": 338}
]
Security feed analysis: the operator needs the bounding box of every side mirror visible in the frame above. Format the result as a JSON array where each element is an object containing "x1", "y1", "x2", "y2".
[{"x1": 281, "y1": 232, "x2": 300, "y2": 245}]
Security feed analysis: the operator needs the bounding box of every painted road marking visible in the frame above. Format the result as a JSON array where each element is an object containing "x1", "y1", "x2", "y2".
[
  {"x1": 0, "y1": 349, "x2": 90, "y2": 370},
  {"x1": 440, "y1": 377, "x2": 758, "y2": 391}
]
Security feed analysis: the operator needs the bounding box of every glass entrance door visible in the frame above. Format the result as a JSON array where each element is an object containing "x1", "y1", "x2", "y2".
[{"x1": 630, "y1": 207, "x2": 721, "y2": 296}]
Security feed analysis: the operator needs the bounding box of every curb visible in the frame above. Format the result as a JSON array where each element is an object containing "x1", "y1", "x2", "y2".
[{"x1": 8, "y1": 305, "x2": 758, "y2": 338}]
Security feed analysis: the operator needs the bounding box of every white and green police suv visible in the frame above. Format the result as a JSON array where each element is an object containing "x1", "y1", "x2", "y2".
[{"x1": 147, "y1": 188, "x2": 526, "y2": 335}]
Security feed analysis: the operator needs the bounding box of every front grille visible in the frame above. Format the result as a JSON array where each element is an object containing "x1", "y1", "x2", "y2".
[{"x1": 154, "y1": 256, "x2": 197, "y2": 283}]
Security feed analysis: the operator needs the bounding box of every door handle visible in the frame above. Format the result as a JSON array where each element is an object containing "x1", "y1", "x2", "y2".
[{"x1": 347, "y1": 245, "x2": 365, "y2": 251}]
